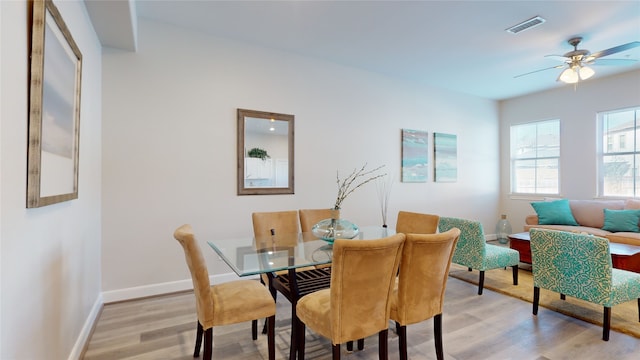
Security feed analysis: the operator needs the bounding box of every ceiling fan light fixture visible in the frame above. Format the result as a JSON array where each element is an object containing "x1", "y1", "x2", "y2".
[
  {"x1": 579, "y1": 65, "x2": 595, "y2": 80},
  {"x1": 559, "y1": 67, "x2": 579, "y2": 84}
]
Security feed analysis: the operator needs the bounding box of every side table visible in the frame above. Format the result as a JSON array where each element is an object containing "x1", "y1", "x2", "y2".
[{"x1": 508, "y1": 232, "x2": 532, "y2": 264}]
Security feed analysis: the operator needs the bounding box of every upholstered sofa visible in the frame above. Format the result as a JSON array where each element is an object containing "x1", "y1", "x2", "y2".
[{"x1": 524, "y1": 199, "x2": 640, "y2": 247}]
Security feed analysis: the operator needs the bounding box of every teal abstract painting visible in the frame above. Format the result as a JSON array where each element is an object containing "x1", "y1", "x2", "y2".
[
  {"x1": 434, "y1": 132, "x2": 457, "y2": 182},
  {"x1": 401, "y1": 129, "x2": 428, "y2": 182}
]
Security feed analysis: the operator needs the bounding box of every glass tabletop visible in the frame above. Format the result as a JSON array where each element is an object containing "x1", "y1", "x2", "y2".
[{"x1": 207, "y1": 226, "x2": 394, "y2": 276}]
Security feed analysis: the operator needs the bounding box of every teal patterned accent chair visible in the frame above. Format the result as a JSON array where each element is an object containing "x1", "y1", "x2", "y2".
[
  {"x1": 529, "y1": 228, "x2": 640, "y2": 341},
  {"x1": 438, "y1": 217, "x2": 520, "y2": 295}
]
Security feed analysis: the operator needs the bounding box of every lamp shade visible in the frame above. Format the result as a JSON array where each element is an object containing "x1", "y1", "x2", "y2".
[
  {"x1": 579, "y1": 65, "x2": 595, "y2": 80},
  {"x1": 559, "y1": 67, "x2": 579, "y2": 84}
]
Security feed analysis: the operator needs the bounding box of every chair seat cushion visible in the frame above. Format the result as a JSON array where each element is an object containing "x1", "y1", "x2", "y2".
[
  {"x1": 609, "y1": 268, "x2": 640, "y2": 307},
  {"x1": 211, "y1": 280, "x2": 276, "y2": 326},
  {"x1": 481, "y1": 244, "x2": 520, "y2": 270},
  {"x1": 296, "y1": 289, "x2": 332, "y2": 340}
]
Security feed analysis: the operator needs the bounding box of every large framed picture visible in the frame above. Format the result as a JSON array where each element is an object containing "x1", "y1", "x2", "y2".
[
  {"x1": 433, "y1": 132, "x2": 457, "y2": 182},
  {"x1": 27, "y1": 0, "x2": 83, "y2": 208},
  {"x1": 401, "y1": 129, "x2": 428, "y2": 182}
]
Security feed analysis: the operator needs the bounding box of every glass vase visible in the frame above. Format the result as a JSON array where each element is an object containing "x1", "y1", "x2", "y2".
[
  {"x1": 311, "y1": 209, "x2": 359, "y2": 243},
  {"x1": 495, "y1": 214, "x2": 512, "y2": 245}
]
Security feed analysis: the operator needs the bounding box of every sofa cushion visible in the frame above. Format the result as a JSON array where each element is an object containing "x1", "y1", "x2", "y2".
[
  {"x1": 624, "y1": 199, "x2": 640, "y2": 210},
  {"x1": 531, "y1": 199, "x2": 579, "y2": 226},
  {"x1": 605, "y1": 232, "x2": 640, "y2": 246},
  {"x1": 569, "y1": 199, "x2": 624, "y2": 228},
  {"x1": 524, "y1": 224, "x2": 612, "y2": 237},
  {"x1": 602, "y1": 209, "x2": 640, "y2": 233}
]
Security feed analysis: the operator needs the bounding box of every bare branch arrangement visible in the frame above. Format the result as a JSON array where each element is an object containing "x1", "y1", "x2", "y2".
[
  {"x1": 376, "y1": 174, "x2": 394, "y2": 227},
  {"x1": 333, "y1": 164, "x2": 386, "y2": 210}
]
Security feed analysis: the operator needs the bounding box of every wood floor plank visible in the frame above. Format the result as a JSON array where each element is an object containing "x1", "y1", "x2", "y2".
[{"x1": 83, "y1": 277, "x2": 640, "y2": 359}]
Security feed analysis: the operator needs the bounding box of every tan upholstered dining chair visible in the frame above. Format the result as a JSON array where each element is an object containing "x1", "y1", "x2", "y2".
[
  {"x1": 299, "y1": 208, "x2": 338, "y2": 233},
  {"x1": 252, "y1": 210, "x2": 314, "y2": 335},
  {"x1": 299, "y1": 208, "x2": 338, "y2": 269},
  {"x1": 173, "y1": 224, "x2": 276, "y2": 360},
  {"x1": 295, "y1": 233, "x2": 406, "y2": 360},
  {"x1": 390, "y1": 228, "x2": 460, "y2": 360},
  {"x1": 396, "y1": 211, "x2": 440, "y2": 234}
]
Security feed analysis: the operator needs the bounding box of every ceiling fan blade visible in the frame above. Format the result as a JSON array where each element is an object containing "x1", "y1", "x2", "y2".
[
  {"x1": 589, "y1": 41, "x2": 640, "y2": 59},
  {"x1": 544, "y1": 54, "x2": 569, "y2": 62},
  {"x1": 588, "y1": 58, "x2": 639, "y2": 66},
  {"x1": 514, "y1": 65, "x2": 564, "y2": 78}
]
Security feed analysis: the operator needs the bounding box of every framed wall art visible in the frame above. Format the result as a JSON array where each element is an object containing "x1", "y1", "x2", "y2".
[
  {"x1": 401, "y1": 129, "x2": 428, "y2": 182},
  {"x1": 27, "y1": 0, "x2": 83, "y2": 208},
  {"x1": 434, "y1": 132, "x2": 457, "y2": 182}
]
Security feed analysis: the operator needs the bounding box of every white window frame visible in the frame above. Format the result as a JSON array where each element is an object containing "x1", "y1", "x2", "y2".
[
  {"x1": 510, "y1": 119, "x2": 560, "y2": 195},
  {"x1": 597, "y1": 107, "x2": 640, "y2": 197}
]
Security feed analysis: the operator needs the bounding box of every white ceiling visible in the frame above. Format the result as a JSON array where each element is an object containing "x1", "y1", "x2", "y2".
[{"x1": 87, "y1": 0, "x2": 640, "y2": 100}]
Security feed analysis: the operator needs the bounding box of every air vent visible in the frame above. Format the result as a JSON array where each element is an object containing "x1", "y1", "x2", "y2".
[{"x1": 506, "y1": 16, "x2": 546, "y2": 34}]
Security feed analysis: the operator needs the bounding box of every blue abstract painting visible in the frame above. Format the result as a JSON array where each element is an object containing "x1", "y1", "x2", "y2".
[
  {"x1": 434, "y1": 132, "x2": 457, "y2": 182},
  {"x1": 401, "y1": 129, "x2": 428, "y2": 182}
]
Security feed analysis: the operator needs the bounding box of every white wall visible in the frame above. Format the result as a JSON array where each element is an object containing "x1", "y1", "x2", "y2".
[
  {"x1": 499, "y1": 70, "x2": 640, "y2": 233},
  {"x1": 101, "y1": 19, "x2": 500, "y2": 299},
  {"x1": 0, "y1": 1, "x2": 102, "y2": 359}
]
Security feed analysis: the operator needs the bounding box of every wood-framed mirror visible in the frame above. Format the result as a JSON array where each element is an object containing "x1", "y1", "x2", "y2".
[{"x1": 237, "y1": 109, "x2": 294, "y2": 195}]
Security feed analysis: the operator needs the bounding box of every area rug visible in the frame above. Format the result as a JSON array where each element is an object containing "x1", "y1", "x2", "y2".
[{"x1": 448, "y1": 263, "x2": 640, "y2": 339}]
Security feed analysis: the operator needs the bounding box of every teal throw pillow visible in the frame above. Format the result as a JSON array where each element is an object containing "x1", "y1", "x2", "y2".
[
  {"x1": 602, "y1": 209, "x2": 640, "y2": 232},
  {"x1": 530, "y1": 199, "x2": 579, "y2": 226}
]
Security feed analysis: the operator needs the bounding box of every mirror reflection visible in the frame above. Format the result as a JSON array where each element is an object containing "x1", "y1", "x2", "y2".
[{"x1": 237, "y1": 109, "x2": 294, "y2": 195}]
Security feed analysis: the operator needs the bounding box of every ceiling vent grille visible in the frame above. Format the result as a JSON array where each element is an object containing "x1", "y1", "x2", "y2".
[{"x1": 506, "y1": 16, "x2": 546, "y2": 34}]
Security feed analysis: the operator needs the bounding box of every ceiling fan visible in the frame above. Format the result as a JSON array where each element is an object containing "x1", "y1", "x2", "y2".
[{"x1": 515, "y1": 37, "x2": 640, "y2": 83}]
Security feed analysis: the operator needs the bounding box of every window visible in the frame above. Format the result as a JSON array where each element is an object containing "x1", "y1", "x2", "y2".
[
  {"x1": 599, "y1": 107, "x2": 640, "y2": 197},
  {"x1": 510, "y1": 119, "x2": 560, "y2": 194}
]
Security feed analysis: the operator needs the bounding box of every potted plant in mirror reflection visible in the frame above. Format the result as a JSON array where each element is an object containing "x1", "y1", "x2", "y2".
[
  {"x1": 312, "y1": 164, "x2": 386, "y2": 242},
  {"x1": 247, "y1": 147, "x2": 270, "y2": 161}
]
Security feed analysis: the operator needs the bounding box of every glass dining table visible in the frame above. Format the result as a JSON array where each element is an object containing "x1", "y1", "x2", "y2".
[{"x1": 207, "y1": 226, "x2": 394, "y2": 360}]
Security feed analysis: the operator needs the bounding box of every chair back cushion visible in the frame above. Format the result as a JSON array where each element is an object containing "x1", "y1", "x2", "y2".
[
  {"x1": 173, "y1": 224, "x2": 214, "y2": 329},
  {"x1": 438, "y1": 217, "x2": 486, "y2": 268},
  {"x1": 530, "y1": 228, "x2": 613, "y2": 305},
  {"x1": 395, "y1": 211, "x2": 439, "y2": 234},
  {"x1": 329, "y1": 233, "x2": 405, "y2": 343},
  {"x1": 252, "y1": 210, "x2": 300, "y2": 244},
  {"x1": 391, "y1": 228, "x2": 460, "y2": 325},
  {"x1": 299, "y1": 208, "x2": 337, "y2": 233}
]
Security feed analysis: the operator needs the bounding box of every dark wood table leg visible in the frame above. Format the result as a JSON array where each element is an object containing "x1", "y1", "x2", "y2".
[{"x1": 287, "y1": 267, "x2": 300, "y2": 360}]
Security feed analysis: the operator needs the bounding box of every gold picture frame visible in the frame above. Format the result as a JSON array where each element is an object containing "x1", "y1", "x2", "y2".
[{"x1": 27, "y1": 0, "x2": 83, "y2": 208}]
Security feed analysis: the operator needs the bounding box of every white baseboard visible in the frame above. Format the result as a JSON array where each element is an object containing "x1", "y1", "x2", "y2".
[
  {"x1": 101, "y1": 272, "x2": 255, "y2": 303},
  {"x1": 67, "y1": 293, "x2": 103, "y2": 360},
  {"x1": 70, "y1": 272, "x2": 257, "y2": 359}
]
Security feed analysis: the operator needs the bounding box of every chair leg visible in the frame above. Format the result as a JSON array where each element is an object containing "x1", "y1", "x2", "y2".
[
  {"x1": 560, "y1": 293, "x2": 566, "y2": 300},
  {"x1": 434, "y1": 314, "x2": 444, "y2": 360},
  {"x1": 346, "y1": 341, "x2": 353, "y2": 351},
  {"x1": 397, "y1": 324, "x2": 407, "y2": 360},
  {"x1": 468, "y1": 267, "x2": 472, "y2": 271},
  {"x1": 194, "y1": 321, "x2": 203, "y2": 357},
  {"x1": 357, "y1": 338, "x2": 364, "y2": 351},
  {"x1": 603, "y1": 307, "x2": 611, "y2": 341},
  {"x1": 267, "y1": 315, "x2": 276, "y2": 360},
  {"x1": 638, "y1": 299, "x2": 640, "y2": 322},
  {"x1": 262, "y1": 276, "x2": 278, "y2": 334},
  {"x1": 512, "y1": 265, "x2": 518, "y2": 285},
  {"x1": 533, "y1": 287, "x2": 540, "y2": 315},
  {"x1": 379, "y1": 329, "x2": 389, "y2": 360},
  {"x1": 332, "y1": 344, "x2": 341, "y2": 360},
  {"x1": 478, "y1": 271, "x2": 485, "y2": 295},
  {"x1": 252, "y1": 319, "x2": 258, "y2": 340},
  {"x1": 203, "y1": 327, "x2": 213, "y2": 360}
]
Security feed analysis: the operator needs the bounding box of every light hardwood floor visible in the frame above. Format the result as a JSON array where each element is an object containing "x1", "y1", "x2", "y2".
[{"x1": 82, "y1": 276, "x2": 640, "y2": 360}]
